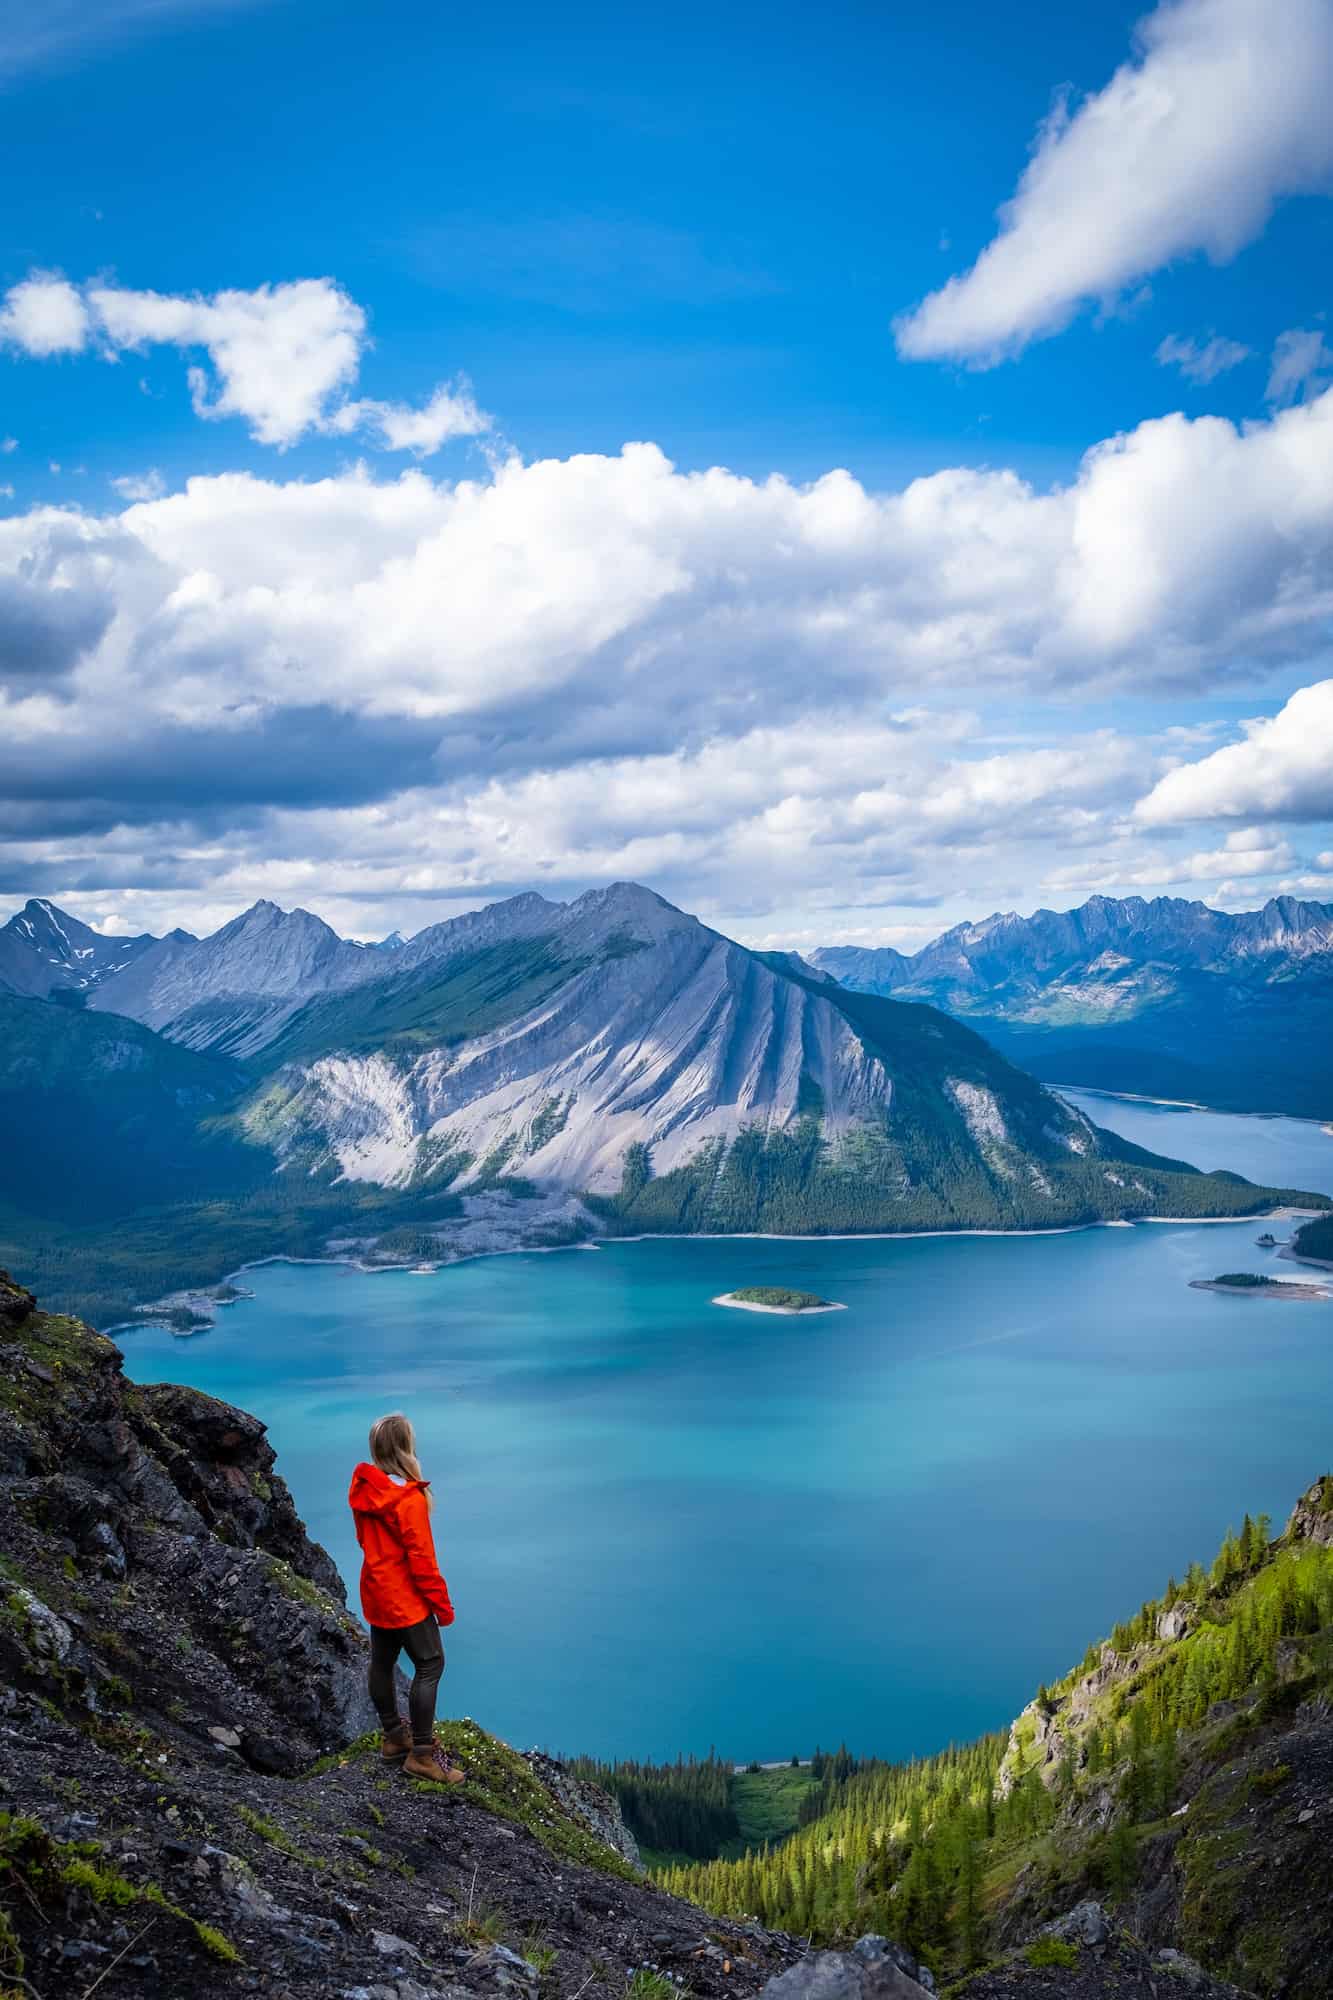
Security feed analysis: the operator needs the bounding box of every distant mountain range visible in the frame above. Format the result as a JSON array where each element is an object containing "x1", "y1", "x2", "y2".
[
  {"x1": 813, "y1": 894, "x2": 1333, "y2": 1118},
  {"x1": 1, "y1": 885, "x2": 1324, "y2": 1323}
]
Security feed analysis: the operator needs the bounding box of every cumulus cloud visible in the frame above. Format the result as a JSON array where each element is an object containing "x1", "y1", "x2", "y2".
[
  {"x1": 4, "y1": 391, "x2": 1333, "y2": 931},
  {"x1": 0, "y1": 270, "x2": 492, "y2": 452},
  {"x1": 1136, "y1": 680, "x2": 1333, "y2": 824},
  {"x1": 88, "y1": 277, "x2": 366, "y2": 447},
  {"x1": 3, "y1": 390, "x2": 1333, "y2": 793},
  {"x1": 0, "y1": 271, "x2": 91, "y2": 355},
  {"x1": 895, "y1": 0, "x2": 1333, "y2": 365},
  {"x1": 0, "y1": 568, "x2": 114, "y2": 685},
  {"x1": 1155, "y1": 331, "x2": 1250, "y2": 383},
  {"x1": 1266, "y1": 326, "x2": 1333, "y2": 405}
]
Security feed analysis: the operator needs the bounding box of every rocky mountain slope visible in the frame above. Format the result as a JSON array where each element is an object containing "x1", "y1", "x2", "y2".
[
  {"x1": 0, "y1": 897, "x2": 162, "y2": 1000},
  {"x1": 1, "y1": 885, "x2": 1327, "y2": 1323},
  {"x1": 85, "y1": 899, "x2": 389, "y2": 1057},
  {"x1": 0, "y1": 1267, "x2": 1306, "y2": 1999},
  {"x1": 813, "y1": 895, "x2": 1333, "y2": 1118}
]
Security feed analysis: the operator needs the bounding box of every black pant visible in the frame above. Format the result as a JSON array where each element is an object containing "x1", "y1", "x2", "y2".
[{"x1": 368, "y1": 1616, "x2": 444, "y2": 1747}]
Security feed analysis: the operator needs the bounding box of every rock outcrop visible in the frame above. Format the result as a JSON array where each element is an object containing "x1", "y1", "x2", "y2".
[
  {"x1": 0, "y1": 1271, "x2": 803, "y2": 1999},
  {"x1": 0, "y1": 1270, "x2": 371, "y2": 1771},
  {"x1": 757, "y1": 1910, "x2": 1254, "y2": 2000}
]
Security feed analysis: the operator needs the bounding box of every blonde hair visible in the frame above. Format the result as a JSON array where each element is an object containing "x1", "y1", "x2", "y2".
[{"x1": 369, "y1": 1412, "x2": 432, "y2": 1509}]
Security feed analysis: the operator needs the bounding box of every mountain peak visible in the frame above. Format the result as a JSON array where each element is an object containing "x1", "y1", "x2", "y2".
[
  {"x1": 560, "y1": 881, "x2": 697, "y2": 946},
  {"x1": 0, "y1": 899, "x2": 161, "y2": 999}
]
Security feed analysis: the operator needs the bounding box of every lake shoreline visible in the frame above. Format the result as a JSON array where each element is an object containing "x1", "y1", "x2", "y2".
[
  {"x1": 1059, "y1": 1085, "x2": 1333, "y2": 1132},
  {"x1": 108, "y1": 1204, "x2": 1329, "y2": 1337},
  {"x1": 105, "y1": 1082, "x2": 1330, "y2": 1337}
]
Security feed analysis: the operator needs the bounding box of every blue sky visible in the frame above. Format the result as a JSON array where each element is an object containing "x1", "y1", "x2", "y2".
[{"x1": 1, "y1": 0, "x2": 1331, "y2": 946}]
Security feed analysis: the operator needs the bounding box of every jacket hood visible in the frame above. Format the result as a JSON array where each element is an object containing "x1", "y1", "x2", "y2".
[{"x1": 348, "y1": 1461, "x2": 430, "y2": 1514}]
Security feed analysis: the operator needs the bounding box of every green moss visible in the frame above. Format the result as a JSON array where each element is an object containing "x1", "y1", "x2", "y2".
[
  {"x1": 194, "y1": 1921, "x2": 243, "y2": 1964},
  {"x1": 61, "y1": 1856, "x2": 140, "y2": 1905},
  {"x1": 262, "y1": 1554, "x2": 329, "y2": 1613},
  {"x1": 236, "y1": 1803, "x2": 325, "y2": 1869},
  {"x1": 0, "y1": 1811, "x2": 242, "y2": 1972},
  {"x1": 1024, "y1": 1937, "x2": 1079, "y2": 1970},
  {"x1": 309, "y1": 1720, "x2": 639, "y2": 1880}
]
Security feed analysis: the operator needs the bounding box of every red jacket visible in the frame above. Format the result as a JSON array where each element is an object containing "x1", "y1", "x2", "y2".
[{"x1": 348, "y1": 1462, "x2": 456, "y2": 1630}]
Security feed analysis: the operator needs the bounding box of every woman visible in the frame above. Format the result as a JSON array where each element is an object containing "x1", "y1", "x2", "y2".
[{"x1": 348, "y1": 1412, "x2": 465, "y2": 1785}]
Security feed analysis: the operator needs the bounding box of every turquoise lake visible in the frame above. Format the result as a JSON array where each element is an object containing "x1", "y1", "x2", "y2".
[{"x1": 119, "y1": 1093, "x2": 1333, "y2": 1763}]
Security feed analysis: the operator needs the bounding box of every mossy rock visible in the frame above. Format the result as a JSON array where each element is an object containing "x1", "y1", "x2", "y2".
[{"x1": 309, "y1": 1720, "x2": 640, "y2": 1881}]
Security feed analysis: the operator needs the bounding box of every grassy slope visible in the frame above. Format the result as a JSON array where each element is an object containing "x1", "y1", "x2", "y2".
[
  {"x1": 262, "y1": 935, "x2": 585, "y2": 1066},
  {"x1": 724, "y1": 1767, "x2": 821, "y2": 1855}
]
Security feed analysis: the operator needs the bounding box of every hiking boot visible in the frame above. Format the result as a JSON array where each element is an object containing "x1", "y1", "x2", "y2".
[
  {"x1": 403, "y1": 1742, "x2": 465, "y2": 1785},
  {"x1": 380, "y1": 1719, "x2": 412, "y2": 1763}
]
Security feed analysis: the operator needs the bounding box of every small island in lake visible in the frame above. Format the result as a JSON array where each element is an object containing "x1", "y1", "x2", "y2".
[
  {"x1": 1190, "y1": 1271, "x2": 1330, "y2": 1302},
  {"x1": 713, "y1": 1286, "x2": 846, "y2": 1315},
  {"x1": 1256, "y1": 1232, "x2": 1277, "y2": 1248}
]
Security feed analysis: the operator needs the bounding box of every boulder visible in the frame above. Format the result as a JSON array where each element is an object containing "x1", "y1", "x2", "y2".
[{"x1": 761, "y1": 1935, "x2": 935, "y2": 2000}]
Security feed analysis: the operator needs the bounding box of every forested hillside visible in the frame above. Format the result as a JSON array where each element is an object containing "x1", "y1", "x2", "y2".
[{"x1": 655, "y1": 1486, "x2": 1333, "y2": 1995}]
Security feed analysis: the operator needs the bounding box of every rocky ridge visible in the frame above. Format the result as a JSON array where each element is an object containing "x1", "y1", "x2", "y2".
[
  {"x1": 0, "y1": 1268, "x2": 798, "y2": 1999},
  {"x1": 0, "y1": 898, "x2": 162, "y2": 1000}
]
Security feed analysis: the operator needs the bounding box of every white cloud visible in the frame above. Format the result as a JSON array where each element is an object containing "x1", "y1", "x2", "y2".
[
  {"x1": 1, "y1": 438, "x2": 16, "y2": 453},
  {"x1": 2, "y1": 270, "x2": 491, "y2": 452},
  {"x1": 0, "y1": 709, "x2": 1155, "y2": 942},
  {"x1": 4, "y1": 392, "x2": 1333, "y2": 933},
  {"x1": 1155, "y1": 331, "x2": 1249, "y2": 383},
  {"x1": 327, "y1": 380, "x2": 490, "y2": 457},
  {"x1": 1136, "y1": 680, "x2": 1333, "y2": 823},
  {"x1": 110, "y1": 468, "x2": 166, "y2": 501},
  {"x1": 895, "y1": 0, "x2": 1333, "y2": 365},
  {"x1": 1266, "y1": 326, "x2": 1332, "y2": 405},
  {"x1": 0, "y1": 271, "x2": 90, "y2": 355},
  {"x1": 3, "y1": 390, "x2": 1333, "y2": 765},
  {"x1": 89, "y1": 277, "x2": 367, "y2": 448}
]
